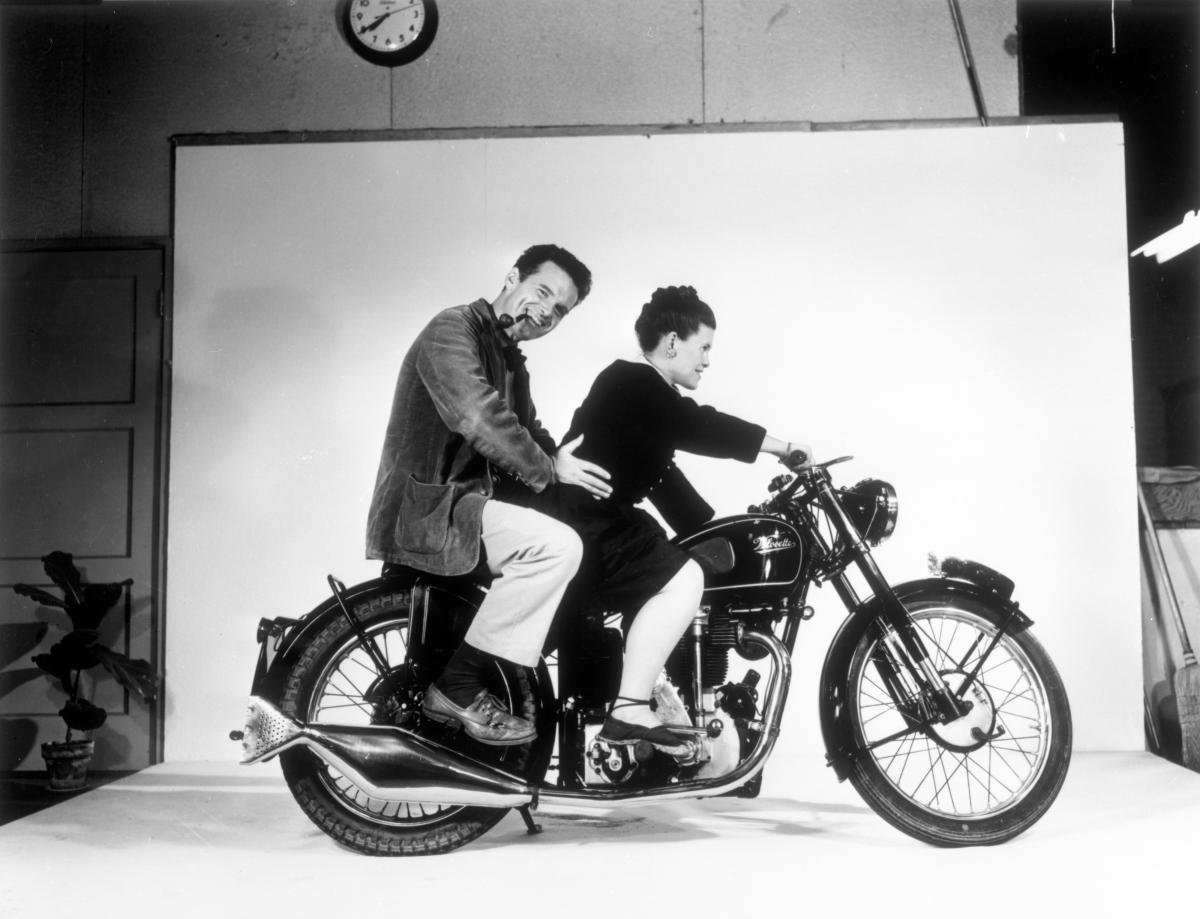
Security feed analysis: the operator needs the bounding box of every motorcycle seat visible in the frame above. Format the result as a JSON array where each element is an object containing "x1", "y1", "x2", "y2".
[{"x1": 381, "y1": 560, "x2": 493, "y2": 588}]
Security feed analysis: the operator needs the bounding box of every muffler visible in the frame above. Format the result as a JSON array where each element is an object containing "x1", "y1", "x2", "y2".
[{"x1": 237, "y1": 697, "x2": 534, "y2": 808}]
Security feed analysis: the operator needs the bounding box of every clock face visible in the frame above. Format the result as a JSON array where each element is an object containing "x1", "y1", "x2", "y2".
[{"x1": 344, "y1": 0, "x2": 438, "y2": 66}]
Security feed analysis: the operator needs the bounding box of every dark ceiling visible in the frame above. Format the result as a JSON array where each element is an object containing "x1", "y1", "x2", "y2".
[{"x1": 1018, "y1": 0, "x2": 1199, "y2": 466}]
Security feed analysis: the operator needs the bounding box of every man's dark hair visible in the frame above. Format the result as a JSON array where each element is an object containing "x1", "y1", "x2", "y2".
[
  {"x1": 634, "y1": 285, "x2": 716, "y2": 352},
  {"x1": 514, "y1": 244, "x2": 593, "y2": 304}
]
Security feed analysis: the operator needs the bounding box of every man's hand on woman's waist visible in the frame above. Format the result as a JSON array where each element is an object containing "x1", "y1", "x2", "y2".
[{"x1": 553, "y1": 435, "x2": 613, "y2": 499}]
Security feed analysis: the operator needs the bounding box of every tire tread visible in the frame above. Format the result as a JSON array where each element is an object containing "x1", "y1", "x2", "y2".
[{"x1": 277, "y1": 588, "x2": 511, "y2": 856}]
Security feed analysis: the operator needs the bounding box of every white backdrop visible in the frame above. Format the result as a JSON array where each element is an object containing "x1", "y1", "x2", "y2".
[{"x1": 170, "y1": 123, "x2": 1137, "y2": 764}]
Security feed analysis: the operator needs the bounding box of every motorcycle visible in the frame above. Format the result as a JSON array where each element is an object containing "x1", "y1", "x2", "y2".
[{"x1": 234, "y1": 454, "x2": 1071, "y2": 855}]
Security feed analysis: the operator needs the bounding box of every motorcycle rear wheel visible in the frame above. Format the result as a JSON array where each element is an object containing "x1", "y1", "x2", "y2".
[
  {"x1": 278, "y1": 587, "x2": 535, "y2": 856},
  {"x1": 844, "y1": 592, "x2": 1071, "y2": 846}
]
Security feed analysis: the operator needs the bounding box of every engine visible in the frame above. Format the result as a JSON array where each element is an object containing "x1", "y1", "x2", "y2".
[
  {"x1": 581, "y1": 673, "x2": 744, "y2": 787},
  {"x1": 571, "y1": 513, "x2": 800, "y2": 790}
]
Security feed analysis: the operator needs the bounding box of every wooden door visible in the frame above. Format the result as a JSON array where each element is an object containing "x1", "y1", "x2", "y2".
[{"x1": 0, "y1": 248, "x2": 165, "y2": 771}]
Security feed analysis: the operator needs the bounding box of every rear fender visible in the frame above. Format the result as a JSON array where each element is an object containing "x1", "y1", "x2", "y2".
[
  {"x1": 249, "y1": 574, "x2": 485, "y2": 706},
  {"x1": 818, "y1": 568, "x2": 1032, "y2": 781}
]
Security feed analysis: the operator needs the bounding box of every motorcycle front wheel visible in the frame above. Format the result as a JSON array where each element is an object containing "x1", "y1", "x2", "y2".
[
  {"x1": 277, "y1": 586, "x2": 537, "y2": 856},
  {"x1": 844, "y1": 591, "x2": 1072, "y2": 846}
]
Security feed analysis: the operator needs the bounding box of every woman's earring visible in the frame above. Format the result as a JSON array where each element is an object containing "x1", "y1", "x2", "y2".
[{"x1": 666, "y1": 346, "x2": 677, "y2": 358}]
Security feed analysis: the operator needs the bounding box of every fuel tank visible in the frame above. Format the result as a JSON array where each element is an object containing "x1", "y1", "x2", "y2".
[{"x1": 675, "y1": 514, "x2": 804, "y2": 605}]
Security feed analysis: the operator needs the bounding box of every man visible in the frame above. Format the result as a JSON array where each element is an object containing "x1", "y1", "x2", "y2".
[{"x1": 366, "y1": 244, "x2": 611, "y2": 745}]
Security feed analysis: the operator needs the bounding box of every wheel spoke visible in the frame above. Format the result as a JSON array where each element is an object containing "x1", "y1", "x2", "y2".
[
  {"x1": 305, "y1": 616, "x2": 463, "y2": 827},
  {"x1": 925, "y1": 746, "x2": 965, "y2": 810},
  {"x1": 853, "y1": 605, "x2": 1055, "y2": 821},
  {"x1": 889, "y1": 733, "x2": 926, "y2": 790},
  {"x1": 864, "y1": 721, "x2": 928, "y2": 751}
]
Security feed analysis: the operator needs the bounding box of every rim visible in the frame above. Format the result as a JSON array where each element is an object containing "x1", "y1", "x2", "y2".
[
  {"x1": 852, "y1": 605, "x2": 1054, "y2": 820},
  {"x1": 308, "y1": 617, "x2": 464, "y2": 827}
]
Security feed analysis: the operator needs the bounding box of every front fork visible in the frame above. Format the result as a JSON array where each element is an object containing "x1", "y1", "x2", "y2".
[
  {"x1": 816, "y1": 482, "x2": 968, "y2": 725},
  {"x1": 875, "y1": 595, "x2": 969, "y2": 722},
  {"x1": 866, "y1": 620, "x2": 959, "y2": 726}
]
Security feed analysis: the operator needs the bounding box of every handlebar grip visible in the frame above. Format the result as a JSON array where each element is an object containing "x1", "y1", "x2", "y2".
[{"x1": 783, "y1": 448, "x2": 810, "y2": 469}]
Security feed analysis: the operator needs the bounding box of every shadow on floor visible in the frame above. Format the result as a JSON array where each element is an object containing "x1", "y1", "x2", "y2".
[{"x1": 0, "y1": 771, "x2": 135, "y2": 826}]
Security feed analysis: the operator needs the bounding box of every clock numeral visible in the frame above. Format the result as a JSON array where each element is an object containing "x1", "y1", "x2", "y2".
[{"x1": 345, "y1": 0, "x2": 435, "y2": 63}]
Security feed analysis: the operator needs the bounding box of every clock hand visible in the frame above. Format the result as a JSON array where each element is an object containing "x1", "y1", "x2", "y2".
[
  {"x1": 359, "y1": 2, "x2": 422, "y2": 34},
  {"x1": 361, "y1": 11, "x2": 397, "y2": 33}
]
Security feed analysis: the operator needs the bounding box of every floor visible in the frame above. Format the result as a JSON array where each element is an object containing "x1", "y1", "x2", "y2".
[
  {"x1": 0, "y1": 770, "x2": 133, "y2": 826},
  {"x1": 1, "y1": 751, "x2": 1196, "y2": 919}
]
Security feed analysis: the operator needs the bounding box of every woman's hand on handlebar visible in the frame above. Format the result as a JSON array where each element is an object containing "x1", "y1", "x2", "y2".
[
  {"x1": 762, "y1": 435, "x2": 813, "y2": 470},
  {"x1": 554, "y1": 435, "x2": 613, "y2": 499},
  {"x1": 783, "y1": 446, "x2": 813, "y2": 470}
]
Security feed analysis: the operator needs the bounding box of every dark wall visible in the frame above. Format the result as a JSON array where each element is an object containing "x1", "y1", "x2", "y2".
[
  {"x1": 0, "y1": 0, "x2": 1020, "y2": 239},
  {"x1": 1020, "y1": 0, "x2": 1200, "y2": 466}
]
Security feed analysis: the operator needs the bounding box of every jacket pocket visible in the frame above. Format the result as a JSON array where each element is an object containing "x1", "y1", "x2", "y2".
[{"x1": 398, "y1": 475, "x2": 456, "y2": 554}]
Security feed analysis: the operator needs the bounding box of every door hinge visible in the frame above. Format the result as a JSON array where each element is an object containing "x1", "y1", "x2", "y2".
[{"x1": 157, "y1": 289, "x2": 165, "y2": 318}]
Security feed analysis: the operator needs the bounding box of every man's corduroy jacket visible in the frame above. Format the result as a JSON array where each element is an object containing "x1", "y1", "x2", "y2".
[{"x1": 365, "y1": 298, "x2": 557, "y2": 575}]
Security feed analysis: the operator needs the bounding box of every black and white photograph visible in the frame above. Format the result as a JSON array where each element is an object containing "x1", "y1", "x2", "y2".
[{"x1": 1, "y1": 1, "x2": 1197, "y2": 916}]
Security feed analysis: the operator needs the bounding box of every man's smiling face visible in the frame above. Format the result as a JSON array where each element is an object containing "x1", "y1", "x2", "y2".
[{"x1": 493, "y1": 261, "x2": 579, "y2": 342}]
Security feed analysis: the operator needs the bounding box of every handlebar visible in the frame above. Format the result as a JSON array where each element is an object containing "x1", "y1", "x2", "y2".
[
  {"x1": 779, "y1": 452, "x2": 854, "y2": 474},
  {"x1": 764, "y1": 455, "x2": 856, "y2": 508},
  {"x1": 781, "y1": 448, "x2": 810, "y2": 471}
]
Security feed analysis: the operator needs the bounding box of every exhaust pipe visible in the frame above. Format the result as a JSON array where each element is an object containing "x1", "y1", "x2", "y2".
[
  {"x1": 237, "y1": 697, "x2": 533, "y2": 808},
  {"x1": 236, "y1": 627, "x2": 791, "y2": 812}
]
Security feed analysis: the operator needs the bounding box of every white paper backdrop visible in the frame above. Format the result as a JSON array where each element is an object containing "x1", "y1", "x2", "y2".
[{"x1": 170, "y1": 123, "x2": 1137, "y2": 762}]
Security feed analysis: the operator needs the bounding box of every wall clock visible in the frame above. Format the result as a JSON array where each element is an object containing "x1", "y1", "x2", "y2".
[{"x1": 342, "y1": 0, "x2": 439, "y2": 66}]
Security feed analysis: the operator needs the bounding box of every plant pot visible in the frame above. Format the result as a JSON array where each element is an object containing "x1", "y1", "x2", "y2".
[{"x1": 41, "y1": 739, "x2": 95, "y2": 792}]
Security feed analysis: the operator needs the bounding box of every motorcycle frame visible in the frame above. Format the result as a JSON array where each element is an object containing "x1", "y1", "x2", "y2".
[{"x1": 242, "y1": 459, "x2": 1034, "y2": 804}]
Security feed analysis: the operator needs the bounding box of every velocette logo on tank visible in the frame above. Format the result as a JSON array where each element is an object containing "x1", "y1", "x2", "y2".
[{"x1": 750, "y1": 527, "x2": 798, "y2": 555}]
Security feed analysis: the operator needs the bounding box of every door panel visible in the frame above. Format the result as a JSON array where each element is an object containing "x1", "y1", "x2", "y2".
[
  {"x1": 1, "y1": 276, "x2": 137, "y2": 405},
  {"x1": 0, "y1": 248, "x2": 165, "y2": 771},
  {"x1": 0, "y1": 429, "x2": 133, "y2": 558}
]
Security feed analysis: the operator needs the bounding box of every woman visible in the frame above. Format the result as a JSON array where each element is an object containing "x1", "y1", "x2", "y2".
[{"x1": 559, "y1": 285, "x2": 810, "y2": 750}]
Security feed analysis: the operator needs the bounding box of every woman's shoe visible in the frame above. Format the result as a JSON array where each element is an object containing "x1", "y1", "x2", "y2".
[{"x1": 596, "y1": 696, "x2": 694, "y2": 751}]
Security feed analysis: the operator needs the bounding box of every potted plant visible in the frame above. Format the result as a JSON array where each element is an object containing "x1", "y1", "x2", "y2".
[{"x1": 12, "y1": 551, "x2": 160, "y2": 791}]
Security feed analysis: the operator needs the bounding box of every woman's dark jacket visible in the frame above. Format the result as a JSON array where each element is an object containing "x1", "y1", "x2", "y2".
[{"x1": 563, "y1": 359, "x2": 766, "y2": 535}]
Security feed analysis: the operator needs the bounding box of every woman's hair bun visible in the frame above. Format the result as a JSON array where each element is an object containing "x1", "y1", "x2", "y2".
[{"x1": 635, "y1": 285, "x2": 715, "y2": 352}]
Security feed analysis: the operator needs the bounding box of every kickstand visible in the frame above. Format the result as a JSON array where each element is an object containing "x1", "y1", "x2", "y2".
[{"x1": 517, "y1": 804, "x2": 542, "y2": 835}]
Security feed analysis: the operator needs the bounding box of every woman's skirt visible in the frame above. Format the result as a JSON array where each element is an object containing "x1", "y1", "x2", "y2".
[{"x1": 493, "y1": 478, "x2": 692, "y2": 620}]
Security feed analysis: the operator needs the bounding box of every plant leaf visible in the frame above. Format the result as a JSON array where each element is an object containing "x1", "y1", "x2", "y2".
[
  {"x1": 54, "y1": 632, "x2": 103, "y2": 671},
  {"x1": 31, "y1": 651, "x2": 74, "y2": 696},
  {"x1": 72, "y1": 580, "x2": 133, "y2": 630},
  {"x1": 61, "y1": 698, "x2": 107, "y2": 731},
  {"x1": 93, "y1": 647, "x2": 159, "y2": 703},
  {"x1": 12, "y1": 583, "x2": 67, "y2": 610},
  {"x1": 42, "y1": 552, "x2": 84, "y2": 608}
]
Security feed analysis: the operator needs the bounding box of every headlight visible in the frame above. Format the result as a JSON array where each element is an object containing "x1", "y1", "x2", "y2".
[{"x1": 840, "y1": 478, "x2": 898, "y2": 546}]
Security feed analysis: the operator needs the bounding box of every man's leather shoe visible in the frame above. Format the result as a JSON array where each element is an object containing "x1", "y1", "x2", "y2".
[{"x1": 421, "y1": 684, "x2": 536, "y2": 746}]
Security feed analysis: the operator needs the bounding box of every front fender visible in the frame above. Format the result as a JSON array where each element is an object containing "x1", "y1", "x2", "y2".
[{"x1": 818, "y1": 571, "x2": 1032, "y2": 781}]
